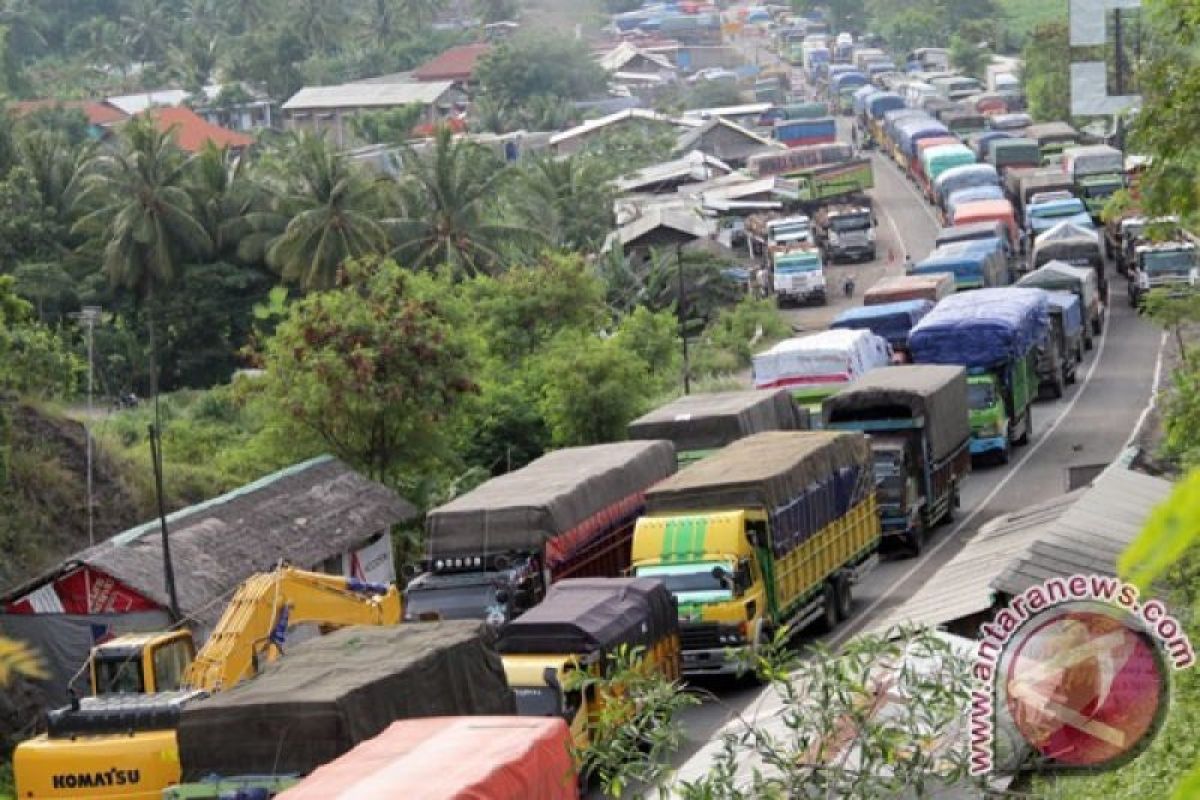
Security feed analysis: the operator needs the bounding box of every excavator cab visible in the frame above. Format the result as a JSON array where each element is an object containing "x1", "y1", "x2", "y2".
[{"x1": 89, "y1": 630, "x2": 196, "y2": 696}]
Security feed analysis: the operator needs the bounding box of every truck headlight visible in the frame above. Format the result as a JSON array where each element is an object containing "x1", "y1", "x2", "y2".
[
  {"x1": 867, "y1": 228, "x2": 877, "y2": 241},
  {"x1": 828, "y1": 231, "x2": 840, "y2": 243}
]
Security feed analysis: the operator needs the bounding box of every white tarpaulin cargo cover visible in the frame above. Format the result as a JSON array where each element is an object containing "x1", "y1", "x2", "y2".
[{"x1": 752, "y1": 329, "x2": 892, "y2": 390}]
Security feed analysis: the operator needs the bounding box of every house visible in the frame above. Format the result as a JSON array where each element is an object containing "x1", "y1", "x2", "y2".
[
  {"x1": 7, "y1": 99, "x2": 128, "y2": 139},
  {"x1": 611, "y1": 150, "x2": 733, "y2": 195},
  {"x1": 146, "y1": 106, "x2": 256, "y2": 153},
  {"x1": 192, "y1": 83, "x2": 276, "y2": 133},
  {"x1": 0, "y1": 455, "x2": 418, "y2": 697},
  {"x1": 674, "y1": 116, "x2": 780, "y2": 168},
  {"x1": 106, "y1": 88, "x2": 191, "y2": 116},
  {"x1": 412, "y1": 43, "x2": 492, "y2": 88},
  {"x1": 282, "y1": 79, "x2": 458, "y2": 147},
  {"x1": 549, "y1": 108, "x2": 698, "y2": 156},
  {"x1": 598, "y1": 42, "x2": 676, "y2": 76},
  {"x1": 603, "y1": 204, "x2": 717, "y2": 254}
]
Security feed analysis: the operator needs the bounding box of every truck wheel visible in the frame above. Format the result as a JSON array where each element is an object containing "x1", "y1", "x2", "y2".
[
  {"x1": 834, "y1": 575, "x2": 853, "y2": 620},
  {"x1": 1052, "y1": 373, "x2": 1065, "y2": 399},
  {"x1": 998, "y1": 443, "x2": 1011, "y2": 465},
  {"x1": 1093, "y1": 316, "x2": 1103, "y2": 336},
  {"x1": 905, "y1": 524, "x2": 924, "y2": 557},
  {"x1": 1016, "y1": 408, "x2": 1032, "y2": 446},
  {"x1": 1084, "y1": 331, "x2": 1094, "y2": 351},
  {"x1": 814, "y1": 583, "x2": 839, "y2": 634}
]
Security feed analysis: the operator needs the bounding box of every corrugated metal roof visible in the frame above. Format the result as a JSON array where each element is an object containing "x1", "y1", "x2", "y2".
[
  {"x1": 612, "y1": 150, "x2": 732, "y2": 193},
  {"x1": 282, "y1": 80, "x2": 454, "y2": 111},
  {"x1": 675, "y1": 116, "x2": 777, "y2": 153},
  {"x1": 868, "y1": 491, "x2": 1080, "y2": 634},
  {"x1": 549, "y1": 108, "x2": 697, "y2": 146},
  {"x1": 992, "y1": 467, "x2": 1173, "y2": 596},
  {"x1": 602, "y1": 205, "x2": 716, "y2": 253},
  {"x1": 599, "y1": 42, "x2": 674, "y2": 73}
]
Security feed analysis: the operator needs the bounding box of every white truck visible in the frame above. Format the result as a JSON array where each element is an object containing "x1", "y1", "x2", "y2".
[
  {"x1": 986, "y1": 59, "x2": 1021, "y2": 92},
  {"x1": 772, "y1": 246, "x2": 827, "y2": 306},
  {"x1": 815, "y1": 204, "x2": 877, "y2": 262}
]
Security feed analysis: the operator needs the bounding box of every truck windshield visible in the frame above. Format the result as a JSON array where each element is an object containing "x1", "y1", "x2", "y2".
[
  {"x1": 968, "y1": 380, "x2": 997, "y2": 411},
  {"x1": 776, "y1": 256, "x2": 821, "y2": 273},
  {"x1": 405, "y1": 580, "x2": 499, "y2": 621},
  {"x1": 830, "y1": 215, "x2": 871, "y2": 232},
  {"x1": 1081, "y1": 180, "x2": 1121, "y2": 199},
  {"x1": 771, "y1": 223, "x2": 810, "y2": 241},
  {"x1": 636, "y1": 562, "x2": 734, "y2": 600},
  {"x1": 513, "y1": 686, "x2": 561, "y2": 717},
  {"x1": 1030, "y1": 201, "x2": 1086, "y2": 219},
  {"x1": 94, "y1": 655, "x2": 145, "y2": 694},
  {"x1": 1142, "y1": 251, "x2": 1195, "y2": 276}
]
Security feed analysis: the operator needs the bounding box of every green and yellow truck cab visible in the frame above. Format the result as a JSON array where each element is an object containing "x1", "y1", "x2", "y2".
[
  {"x1": 965, "y1": 365, "x2": 1033, "y2": 463},
  {"x1": 631, "y1": 431, "x2": 880, "y2": 676},
  {"x1": 496, "y1": 578, "x2": 680, "y2": 747},
  {"x1": 626, "y1": 389, "x2": 809, "y2": 468}
]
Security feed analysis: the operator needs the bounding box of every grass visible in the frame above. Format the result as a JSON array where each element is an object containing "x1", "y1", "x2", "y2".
[{"x1": 998, "y1": 0, "x2": 1068, "y2": 46}]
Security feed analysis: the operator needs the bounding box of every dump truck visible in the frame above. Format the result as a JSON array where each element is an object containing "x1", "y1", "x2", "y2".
[
  {"x1": 175, "y1": 622, "x2": 516, "y2": 781},
  {"x1": 753, "y1": 329, "x2": 893, "y2": 421},
  {"x1": 275, "y1": 717, "x2": 579, "y2": 800},
  {"x1": 829, "y1": 299, "x2": 934, "y2": 357},
  {"x1": 14, "y1": 567, "x2": 404, "y2": 800},
  {"x1": 909, "y1": 288, "x2": 1048, "y2": 464},
  {"x1": 864, "y1": 273, "x2": 955, "y2": 306},
  {"x1": 1017, "y1": 260, "x2": 1103, "y2": 345},
  {"x1": 823, "y1": 366, "x2": 971, "y2": 553},
  {"x1": 631, "y1": 432, "x2": 880, "y2": 675},
  {"x1": 1129, "y1": 239, "x2": 1200, "y2": 308},
  {"x1": 497, "y1": 577, "x2": 680, "y2": 746},
  {"x1": 407, "y1": 441, "x2": 676, "y2": 624},
  {"x1": 1035, "y1": 290, "x2": 1084, "y2": 399},
  {"x1": 813, "y1": 204, "x2": 877, "y2": 262},
  {"x1": 627, "y1": 389, "x2": 807, "y2": 467}
]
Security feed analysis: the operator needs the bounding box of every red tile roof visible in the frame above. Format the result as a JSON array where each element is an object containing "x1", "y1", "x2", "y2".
[
  {"x1": 9, "y1": 99, "x2": 128, "y2": 126},
  {"x1": 412, "y1": 43, "x2": 492, "y2": 82},
  {"x1": 146, "y1": 106, "x2": 255, "y2": 153}
]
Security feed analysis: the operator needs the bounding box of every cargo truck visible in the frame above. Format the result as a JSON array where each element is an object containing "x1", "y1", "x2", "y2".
[
  {"x1": 746, "y1": 145, "x2": 874, "y2": 207},
  {"x1": 628, "y1": 389, "x2": 807, "y2": 467},
  {"x1": 1029, "y1": 221, "x2": 1106, "y2": 297},
  {"x1": 406, "y1": 441, "x2": 676, "y2": 624},
  {"x1": 630, "y1": 431, "x2": 881, "y2": 675},
  {"x1": 864, "y1": 273, "x2": 955, "y2": 306},
  {"x1": 1035, "y1": 291, "x2": 1084, "y2": 399},
  {"x1": 909, "y1": 288, "x2": 1048, "y2": 464},
  {"x1": 771, "y1": 245, "x2": 827, "y2": 305},
  {"x1": 1017, "y1": 259, "x2": 1103, "y2": 345},
  {"x1": 1023, "y1": 122, "x2": 1080, "y2": 165},
  {"x1": 814, "y1": 203, "x2": 877, "y2": 261},
  {"x1": 987, "y1": 138, "x2": 1041, "y2": 176},
  {"x1": 910, "y1": 239, "x2": 1009, "y2": 291},
  {"x1": 497, "y1": 577, "x2": 680, "y2": 747},
  {"x1": 774, "y1": 116, "x2": 837, "y2": 147},
  {"x1": 823, "y1": 366, "x2": 971, "y2": 553},
  {"x1": 919, "y1": 144, "x2": 976, "y2": 201},
  {"x1": 1129, "y1": 240, "x2": 1200, "y2": 308},
  {"x1": 1061, "y1": 144, "x2": 1125, "y2": 221},
  {"x1": 276, "y1": 717, "x2": 578, "y2": 800},
  {"x1": 753, "y1": 329, "x2": 893, "y2": 420},
  {"x1": 934, "y1": 163, "x2": 1001, "y2": 213},
  {"x1": 830, "y1": 299, "x2": 934, "y2": 355}
]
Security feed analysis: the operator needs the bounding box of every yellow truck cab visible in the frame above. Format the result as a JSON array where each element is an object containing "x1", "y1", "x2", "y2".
[
  {"x1": 497, "y1": 578, "x2": 681, "y2": 747},
  {"x1": 631, "y1": 431, "x2": 880, "y2": 676}
]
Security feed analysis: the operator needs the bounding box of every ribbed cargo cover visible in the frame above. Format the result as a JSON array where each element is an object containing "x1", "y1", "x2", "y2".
[
  {"x1": 1017, "y1": 260, "x2": 1098, "y2": 310},
  {"x1": 176, "y1": 621, "x2": 516, "y2": 779},
  {"x1": 426, "y1": 440, "x2": 676, "y2": 558},
  {"x1": 909, "y1": 287, "x2": 1049, "y2": 369},
  {"x1": 496, "y1": 577, "x2": 678, "y2": 656},
  {"x1": 645, "y1": 431, "x2": 870, "y2": 514},
  {"x1": 822, "y1": 365, "x2": 970, "y2": 461},
  {"x1": 864, "y1": 273, "x2": 955, "y2": 306},
  {"x1": 276, "y1": 717, "x2": 577, "y2": 800},
  {"x1": 627, "y1": 390, "x2": 805, "y2": 453}
]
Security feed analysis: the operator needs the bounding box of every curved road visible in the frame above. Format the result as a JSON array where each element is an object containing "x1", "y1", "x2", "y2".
[{"x1": 665, "y1": 93, "x2": 1165, "y2": 780}]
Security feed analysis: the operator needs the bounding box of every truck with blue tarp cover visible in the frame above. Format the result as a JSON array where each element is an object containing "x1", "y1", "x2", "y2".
[
  {"x1": 775, "y1": 116, "x2": 837, "y2": 148},
  {"x1": 630, "y1": 432, "x2": 880, "y2": 675},
  {"x1": 823, "y1": 365, "x2": 971, "y2": 553},
  {"x1": 882, "y1": 109, "x2": 930, "y2": 155},
  {"x1": 1036, "y1": 290, "x2": 1084, "y2": 399},
  {"x1": 831, "y1": 71, "x2": 869, "y2": 113},
  {"x1": 1025, "y1": 196, "x2": 1094, "y2": 240},
  {"x1": 866, "y1": 92, "x2": 906, "y2": 143},
  {"x1": 919, "y1": 144, "x2": 976, "y2": 200},
  {"x1": 894, "y1": 119, "x2": 950, "y2": 172},
  {"x1": 829, "y1": 299, "x2": 934, "y2": 352},
  {"x1": 945, "y1": 185, "x2": 1005, "y2": 222},
  {"x1": 911, "y1": 239, "x2": 1009, "y2": 290},
  {"x1": 968, "y1": 131, "x2": 1012, "y2": 160},
  {"x1": 909, "y1": 287, "x2": 1048, "y2": 464}
]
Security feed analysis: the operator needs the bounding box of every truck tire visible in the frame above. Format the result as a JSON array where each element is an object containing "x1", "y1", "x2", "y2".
[
  {"x1": 1016, "y1": 407, "x2": 1032, "y2": 446},
  {"x1": 998, "y1": 442, "x2": 1011, "y2": 465},
  {"x1": 834, "y1": 574, "x2": 853, "y2": 620},
  {"x1": 813, "y1": 583, "x2": 839, "y2": 634},
  {"x1": 1084, "y1": 330, "x2": 1094, "y2": 351},
  {"x1": 1093, "y1": 315, "x2": 1103, "y2": 336},
  {"x1": 905, "y1": 524, "x2": 924, "y2": 556},
  {"x1": 1051, "y1": 372, "x2": 1065, "y2": 399}
]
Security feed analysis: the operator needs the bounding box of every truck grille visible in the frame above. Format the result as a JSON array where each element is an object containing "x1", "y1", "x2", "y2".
[{"x1": 681, "y1": 622, "x2": 723, "y2": 651}]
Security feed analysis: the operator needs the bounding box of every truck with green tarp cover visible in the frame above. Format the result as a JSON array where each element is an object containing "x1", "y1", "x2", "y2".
[
  {"x1": 823, "y1": 366, "x2": 971, "y2": 554},
  {"x1": 630, "y1": 432, "x2": 880, "y2": 675},
  {"x1": 406, "y1": 441, "x2": 676, "y2": 624},
  {"x1": 627, "y1": 389, "x2": 808, "y2": 467},
  {"x1": 176, "y1": 621, "x2": 516, "y2": 781}
]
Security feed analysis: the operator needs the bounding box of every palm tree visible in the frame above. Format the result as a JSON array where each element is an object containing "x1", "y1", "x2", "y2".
[
  {"x1": 390, "y1": 126, "x2": 541, "y2": 277},
  {"x1": 218, "y1": 0, "x2": 278, "y2": 33},
  {"x1": 510, "y1": 153, "x2": 613, "y2": 252},
  {"x1": 120, "y1": 0, "x2": 177, "y2": 64},
  {"x1": 71, "y1": 116, "x2": 213, "y2": 398},
  {"x1": 187, "y1": 142, "x2": 283, "y2": 266},
  {"x1": 264, "y1": 132, "x2": 391, "y2": 290},
  {"x1": 16, "y1": 130, "x2": 95, "y2": 226},
  {"x1": 398, "y1": 0, "x2": 444, "y2": 30},
  {"x1": 0, "y1": 0, "x2": 47, "y2": 62},
  {"x1": 292, "y1": 0, "x2": 350, "y2": 51},
  {"x1": 357, "y1": 0, "x2": 401, "y2": 49}
]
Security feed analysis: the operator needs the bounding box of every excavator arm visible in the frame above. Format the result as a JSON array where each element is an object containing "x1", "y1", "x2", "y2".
[{"x1": 183, "y1": 566, "x2": 402, "y2": 693}]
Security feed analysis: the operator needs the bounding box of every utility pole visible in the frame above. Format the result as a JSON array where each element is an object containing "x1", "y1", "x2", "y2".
[{"x1": 69, "y1": 306, "x2": 102, "y2": 548}]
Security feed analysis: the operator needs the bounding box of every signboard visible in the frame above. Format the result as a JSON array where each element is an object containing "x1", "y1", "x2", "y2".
[{"x1": 1069, "y1": 0, "x2": 1142, "y2": 116}]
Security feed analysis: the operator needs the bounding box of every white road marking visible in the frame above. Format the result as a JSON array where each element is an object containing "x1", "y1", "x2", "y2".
[
  {"x1": 1126, "y1": 331, "x2": 1168, "y2": 448},
  {"x1": 829, "y1": 304, "x2": 1114, "y2": 648}
]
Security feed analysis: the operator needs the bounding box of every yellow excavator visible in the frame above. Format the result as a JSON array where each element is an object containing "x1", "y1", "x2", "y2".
[{"x1": 13, "y1": 566, "x2": 402, "y2": 800}]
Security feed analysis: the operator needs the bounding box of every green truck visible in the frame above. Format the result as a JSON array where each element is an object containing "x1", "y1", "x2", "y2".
[
  {"x1": 1062, "y1": 145, "x2": 1125, "y2": 222},
  {"x1": 630, "y1": 431, "x2": 881, "y2": 676},
  {"x1": 823, "y1": 366, "x2": 971, "y2": 554},
  {"x1": 747, "y1": 144, "x2": 875, "y2": 208},
  {"x1": 909, "y1": 288, "x2": 1048, "y2": 465}
]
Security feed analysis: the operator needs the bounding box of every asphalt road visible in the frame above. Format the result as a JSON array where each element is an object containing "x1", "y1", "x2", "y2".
[{"x1": 664, "y1": 38, "x2": 1166, "y2": 785}]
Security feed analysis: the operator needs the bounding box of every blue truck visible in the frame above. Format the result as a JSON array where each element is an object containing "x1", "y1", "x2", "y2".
[
  {"x1": 911, "y1": 239, "x2": 1010, "y2": 291},
  {"x1": 909, "y1": 288, "x2": 1049, "y2": 465},
  {"x1": 830, "y1": 299, "x2": 934, "y2": 355}
]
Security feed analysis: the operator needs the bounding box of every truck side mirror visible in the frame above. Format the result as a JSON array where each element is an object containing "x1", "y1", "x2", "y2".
[{"x1": 711, "y1": 566, "x2": 736, "y2": 592}]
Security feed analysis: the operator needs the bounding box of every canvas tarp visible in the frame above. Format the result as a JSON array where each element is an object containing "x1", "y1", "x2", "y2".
[
  {"x1": 1016, "y1": 260, "x2": 1098, "y2": 311},
  {"x1": 864, "y1": 273, "x2": 954, "y2": 306},
  {"x1": 1047, "y1": 291, "x2": 1083, "y2": 336},
  {"x1": 1031, "y1": 222, "x2": 1101, "y2": 268},
  {"x1": 752, "y1": 329, "x2": 892, "y2": 389},
  {"x1": 645, "y1": 431, "x2": 870, "y2": 515},
  {"x1": 496, "y1": 577, "x2": 678, "y2": 656},
  {"x1": 426, "y1": 441, "x2": 676, "y2": 559},
  {"x1": 176, "y1": 621, "x2": 516, "y2": 779},
  {"x1": 627, "y1": 390, "x2": 804, "y2": 453},
  {"x1": 829, "y1": 300, "x2": 933, "y2": 347},
  {"x1": 909, "y1": 287, "x2": 1049, "y2": 369},
  {"x1": 822, "y1": 365, "x2": 970, "y2": 461},
  {"x1": 277, "y1": 717, "x2": 577, "y2": 800}
]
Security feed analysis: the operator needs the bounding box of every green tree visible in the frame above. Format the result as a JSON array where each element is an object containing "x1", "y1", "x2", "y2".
[
  {"x1": 949, "y1": 34, "x2": 986, "y2": 79},
  {"x1": 477, "y1": 34, "x2": 608, "y2": 105},
  {"x1": 265, "y1": 132, "x2": 391, "y2": 290},
  {"x1": 0, "y1": 275, "x2": 80, "y2": 397},
  {"x1": 349, "y1": 104, "x2": 424, "y2": 145},
  {"x1": 474, "y1": 0, "x2": 519, "y2": 24},
  {"x1": 257, "y1": 258, "x2": 477, "y2": 484},
  {"x1": 1021, "y1": 22, "x2": 1070, "y2": 122},
  {"x1": 509, "y1": 154, "x2": 614, "y2": 252},
  {"x1": 391, "y1": 126, "x2": 540, "y2": 277}
]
